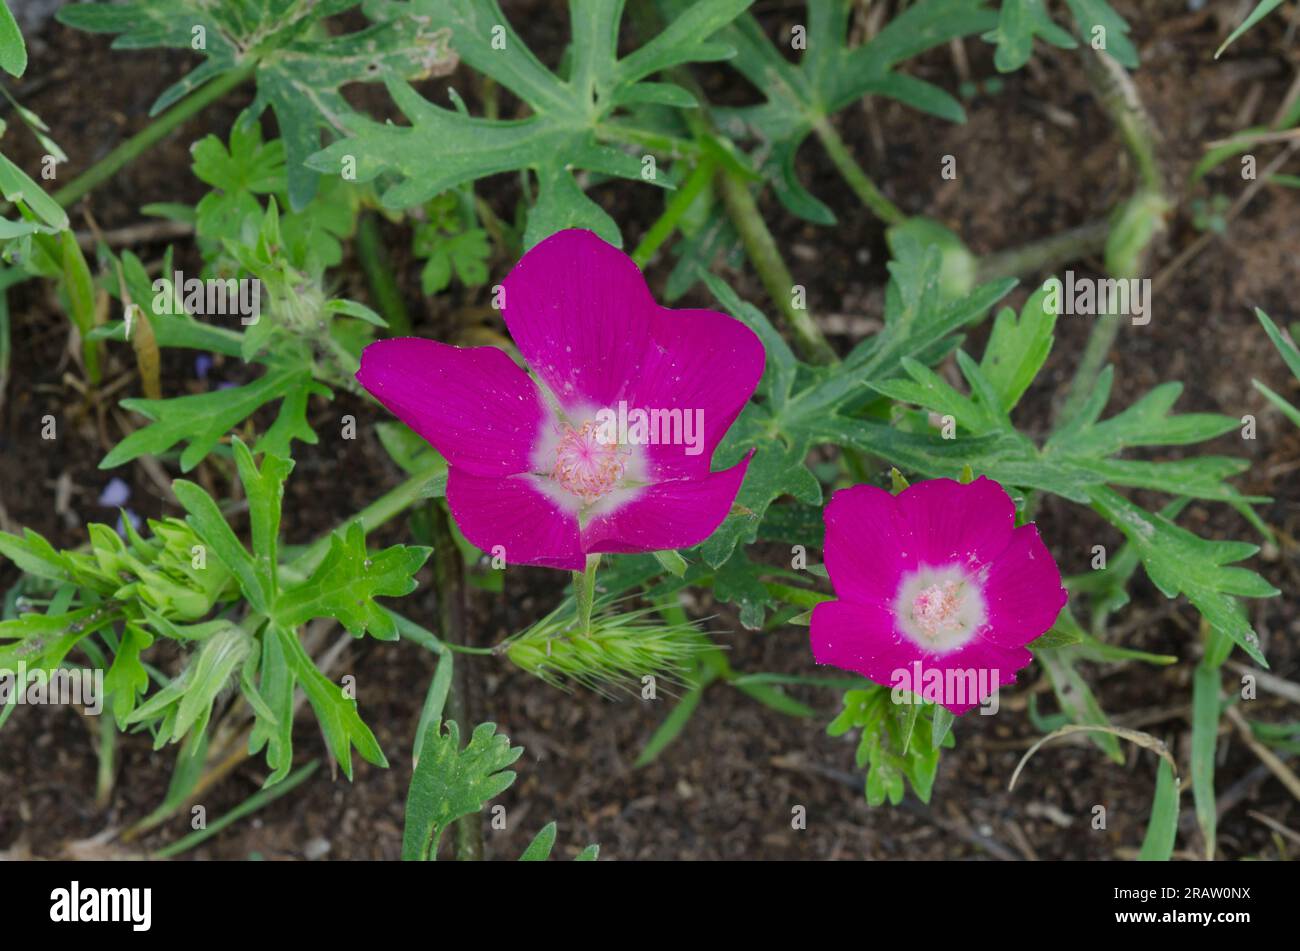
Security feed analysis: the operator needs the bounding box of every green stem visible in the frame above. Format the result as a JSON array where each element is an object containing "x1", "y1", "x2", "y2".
[
  {"x1": 717, "y1": 168, "x2": 837, "y2": 364},
  {"x1": 94, "y1": 713, "x2": 116, "y2": 810},
  {"x1": 811, "y1": 115, "x2": 905, "y2": 226},
  {"x1": 53, "y1": 63, "x2": 256, "y2": 209},
  {"x1": 1055, "y1": 311, "x2": 1123, "y2": 427},
  {"x1": 631, "y1": 154, "x2": 716, "y2": 268},
  {"x1": 1055, "y1": 51, "x2": 1168, "y2": 430},
  {"x1": 355, "y1": 214, "x2": 412, "y2": 335},
  {"x1": 572, "y1": 554, "x2": 601, "y2": 634},
  {"x1": 429, "y1": 502, "x2": 483, "y2": 862},
  {"x1": 442, "y1": 643, "x2": 496, "y2": 656},
  {"x1": 1082, "y1": 51, "x2": 1163, "y2": 195},
  {"x1": 618, "y1": 16, "x2": 836, "y2": 365},
  {"x1": 975, "y1": 218, "x2": 1111, "y2": 283}
]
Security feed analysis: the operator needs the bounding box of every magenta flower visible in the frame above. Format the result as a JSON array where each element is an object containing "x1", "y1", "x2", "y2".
[
  {"x1": 356, "y1": 229, "x2": 764, "y2": 570},
  {"x1": 810, "y1": 477, "x2": 1067, "y2": 714}
]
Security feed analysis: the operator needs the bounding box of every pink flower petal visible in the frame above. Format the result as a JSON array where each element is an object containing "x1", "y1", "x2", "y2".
[
  {"x1": 357, "y1": 338, "x2": 548, "y2": 477},
  {"x1": 446, "y1": 468, "x2": 584, "y2": 570},
  {"x1": 581, "y1": 453, "x2": 752, "y2": 555},
  {"x1": 822, "y1": 484, "x2": 917, "y2": 604},
  {"x1": 933, "y1": 638, "x2": 1034, "y2": 714},
  {"x1": 811, "y1": 602, "x2": 1033, "y2": 715},
  {"x1": 500, "y1": 230, "x2": 764, "y2": 476},
  {"x1": 810, "y1": 600, "x2": 916, "y2": 682},
  {"x1": 627, "y1": 308, "x2": 765, "y2": 481},
  {"x1": 895, "y1": 476, "x2": 1016, "y2": 570},
  {"x1": 980, "y1": 524, "x2": 1069, "y2": 648},
  {"x1": 501, "y1": 229, "x2": 655, "y2": 411}
]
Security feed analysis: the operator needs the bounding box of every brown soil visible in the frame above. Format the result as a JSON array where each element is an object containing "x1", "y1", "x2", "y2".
[{"x1": 1, "y1": 1, "x2": 1297, "y2": 861}]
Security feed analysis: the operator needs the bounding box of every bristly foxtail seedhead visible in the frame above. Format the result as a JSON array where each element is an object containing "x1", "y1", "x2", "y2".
[{"x1": 503, "y1": 601, "x2": 710, "y2": 697}]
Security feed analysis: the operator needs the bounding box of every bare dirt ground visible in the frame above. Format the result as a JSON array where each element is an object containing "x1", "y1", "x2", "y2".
[{"x1": 1, "y1": 1, "x2": 1297, "y2": 860}]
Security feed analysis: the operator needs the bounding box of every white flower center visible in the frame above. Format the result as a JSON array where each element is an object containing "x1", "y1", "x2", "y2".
[
  {"x1": 894, "y1": 564, "x2": 987, "y2": 652},
  {"x1": 551, "y1": 421, "x2": 630, "y2": 502}
]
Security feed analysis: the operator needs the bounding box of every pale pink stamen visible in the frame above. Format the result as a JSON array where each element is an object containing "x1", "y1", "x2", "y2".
[
  {"x1": 551, "y1": 421, "x2": 628, "y2": 502},
  {"x1": 911, "y1": 580, "x2": 965, "y2": 640}
]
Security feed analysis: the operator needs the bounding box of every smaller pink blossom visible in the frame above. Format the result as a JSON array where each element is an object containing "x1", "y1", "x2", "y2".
[
  {"x1": 356, "y1": 229, "x2": 764, "y2": 570},
  {"x1": 810, "y1": 477, "x2": 1067, "y2": 714}
]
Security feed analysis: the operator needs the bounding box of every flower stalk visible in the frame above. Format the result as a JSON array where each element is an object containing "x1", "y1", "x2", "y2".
[{"x1": 572, "y1": 554, "x2": 601, "y2": 635}]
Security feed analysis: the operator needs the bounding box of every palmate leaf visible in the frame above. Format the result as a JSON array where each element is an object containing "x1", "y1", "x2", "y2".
[
  {"x1": 979, "y1": 284, "x2": 1056, "y2": 412},
  {"x1": 818, "y1": 274, "x2": 1276, "y2": 664},
  {"x1": 308, "y1": 0, "x2": 753, "y2": 248},
  {"x1": 167, "y1": 442, "x2": 412, "y2": 777},
  {"x1": 828, "y1": 686, "x2": 954, "y2": 807},
  {"x1": 100, "y1": 366, "x2": 329, "y2": 473},
  {"x1": 188, "y1": 114, "x2": 359, "y2": 274},
  {"x1": 403, "y1": 719, "x2": 522, "y2": 861},
  {"x1": 697, "y1": 274, "x2": 819, "y2": 573},
  {"x1": 56, "y1": 0, "x2": 457, "y2": 207},
  {"x1": 699, "y1": 243, "x2": 1010, "y2": 568},
  {"x1": 271, "y1": 521, "x2": 431, "y2": 640},
  {"x1": 709, "y1": 0, "x2": 998, "y2": 224},
  {"x1": 125, "y1": 622, "x2": 254, "y2": 745},
  {"x1": 105, "y1": 624, "x2": 153, "y2": 727},
  {"x1": 984, "y1": 0, "x2": 1076, "y2": 73},
  {"x1": 272, "y1": 623, "x2": 388, "y2": 779},
  {"x1": 837, "y1": 282, "x2": 1259, "y2": 508},
  {"x1": 689, "y1": 245, "x2": 1010, "y2": 625},
  {"x1": 2, "y1": 439, "x2": 418, "y2": 781},
  {"x1": 1088, "y1": 487, "x2": 1277, "y2": 667},
  {"x1": 985, "y1": 0, "x2": 1137, "y2": 73}
]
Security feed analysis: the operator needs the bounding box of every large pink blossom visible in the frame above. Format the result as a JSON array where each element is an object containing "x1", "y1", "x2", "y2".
[
  {"x1": 357, "y1": 229, "x2": 764, "y2": 570},
  {"x1": 811, "y1": 477, "x2": 1067, "y2": 714}
]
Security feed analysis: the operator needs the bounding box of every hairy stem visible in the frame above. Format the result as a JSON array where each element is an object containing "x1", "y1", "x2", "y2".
[
  {"x1": 621, "y1": 5, "x2": 838, "y2": 365},
  {"x1": 717, "y1": 168, "x2": 837, "y2": 364},
  {"x1": 1054, "y1": 51, "x2": 1168, "y2": 429},
  {"x1": 975, "y1": 218, "x2": 1111, "y2": 283},
  {"x1": 811, "y1": 115, "x2": 905, "y2": 226},
  {"x1": 1083, "y1": 51, "x2": 1163, "y2": 196}
]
